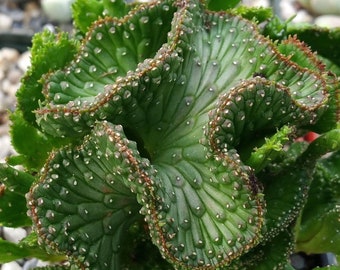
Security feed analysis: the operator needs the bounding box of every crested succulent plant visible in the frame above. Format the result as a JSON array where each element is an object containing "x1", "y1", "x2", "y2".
[{"x1": 0, "y1": 0, "x2": 340, "y2": 269}]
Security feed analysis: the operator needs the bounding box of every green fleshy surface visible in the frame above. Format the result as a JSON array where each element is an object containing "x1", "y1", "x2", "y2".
[{"x1": 2, "y1": 0, "x2": 338, "y2": 269}]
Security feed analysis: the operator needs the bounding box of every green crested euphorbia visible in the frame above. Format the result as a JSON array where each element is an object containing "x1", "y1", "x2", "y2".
[{"x1": 0, "y1": 0, "x2": 340, "y2": 269}]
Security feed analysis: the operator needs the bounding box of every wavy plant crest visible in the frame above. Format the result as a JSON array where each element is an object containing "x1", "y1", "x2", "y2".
[{"x1": 0, "y1": 0, "x2": 340, "y2": 269}]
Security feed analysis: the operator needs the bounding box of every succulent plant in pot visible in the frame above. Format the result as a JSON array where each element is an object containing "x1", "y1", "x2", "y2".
[{"x1": 0, "y1": 0, "x2": 340, "y2": 269}]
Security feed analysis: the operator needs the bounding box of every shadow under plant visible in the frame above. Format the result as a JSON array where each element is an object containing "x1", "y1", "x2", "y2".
[{"x1": 0, "y1": 0, "x2": 340, "y2": 269}]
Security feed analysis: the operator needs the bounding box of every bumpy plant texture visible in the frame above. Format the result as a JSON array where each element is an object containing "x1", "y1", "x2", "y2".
[{"x1": 1, "y1": 0, "x2": 340, "y2": 269}]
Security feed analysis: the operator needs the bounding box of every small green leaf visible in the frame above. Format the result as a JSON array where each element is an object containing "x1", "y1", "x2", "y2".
[
  {"x1": 295, "y1": 151, "x2": 340, "y2": 254},
  {"x1": 0, "y1": 190, "x2": 31, "y2": 227},
  {"x1": 72, "y1": 0, "x2": 104, "y2": 33},
  {"x1": 0, "y1": 164, "x2": 34, "y2": 227},
  {"x1": 103, "y1": 0, "x2": 130, "y2": 18},
  {"x1": 232, "y1": 6, "x2": 273, "y2": 23},
  {"x1": 299, "y1": 129, "x2": 340, "y2": 164},
  {"x1": 262, "y1": 16, "x2": 290, "y2": 40},
  {"x1": 16, "y1": 30, "x2": 78, "y2": 126},
  {"x1": 246, "y1": 125, "x2": 293, "y2": 172},
  {"x1": 0, "y1": 238, "x2": 64, "y2": 263},
  {"x1": 297, "y1": 208, "x2": 340, "y2": 254},
  {"x1": 9, "y1": 110, "x2": 70, "y2": 170},
  {"x1": 0, "y1": 239, "x2": 34, "y2": 263},
  {"x1": 72, "y1": 0, "x2": 131, "y2": 34}
]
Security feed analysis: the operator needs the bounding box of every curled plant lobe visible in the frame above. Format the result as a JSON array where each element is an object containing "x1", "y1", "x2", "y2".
[
  {"x1": 208, "y1": 77, "x2": 320, "y2": 153},
  {"x1": 35, "y1": 0, "x2": 177, "y2": 136},
  {"x1": 28, "y1": 0, "x2": 333, "y2": 269},
  {"x1": 34, "y1": 7, "x2": 327, "y2": 139},
  {"x1": 28, "y1": 122, "x2": 146, "y2": 269},
  {"x1": 277, "y1": 35, "x2": 326, "y2": 72}
]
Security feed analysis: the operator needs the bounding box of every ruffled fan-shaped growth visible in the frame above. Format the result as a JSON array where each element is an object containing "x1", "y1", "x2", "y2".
[{"x1": 0, "y1": 0, "x2": 340, "y2": 269}]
